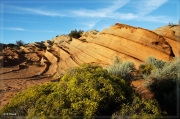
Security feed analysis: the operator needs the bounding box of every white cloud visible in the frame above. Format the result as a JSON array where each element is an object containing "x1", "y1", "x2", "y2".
[
  {"x1": 29, "y1": 30, "x2": 58, "y2": 33},
  {"x1": 4, "y1": 5, "x2": 65, "y2": 17},
  {"x1": 137, "y1": 15, "x2": 173, "y2": 23},
  {"x1": 70, "y1": 0, "x2": 130, "y2": 18},
  {"x1": 77, "y1": 19, "x2": 102, "y2": 30},
  {"x1": 72, "y1": 0, "x2": 171, "y2": 28},
  {"x1": 107, "y1": 13, "x2": 138, "y2": 20},
  {"x1": 68, "y1": 0, "x2": 170, "y2": 29},
  {"x1": 70, "y1": 0, "x2": 130, "y2": 29},
  {"x1": 3, "y1": 19, "x2": 37, "y2": 23},
  {"x1": 134, "y1": 0, "x2": 168, "y2": 16},
  {"x1": 4, "y1": 0, "x2": 170, "y2": 24},
  {"x1": 3, "y1": 27, "x2": 25, "y2": 31},
  {"x1": 3, "y1": 0, "x2": 172, "y2": 31},
  {"x1": 23, "y1": 8, "x2": 65, "y2": 17},
  {"x1": 2, "y1": 27, "x2": 60, "y2": 33},
  {"x1": 102, "y1": 12, "x2": 172, "y2": 23},
  {"x1": 70, "y1": 9, "x2": 106, "y2": 18}
]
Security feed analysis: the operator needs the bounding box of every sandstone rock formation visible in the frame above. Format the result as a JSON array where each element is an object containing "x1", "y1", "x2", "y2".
[
  {"x1": 0, "y1": 23, "x2": 179, "y2": 108},
  {"x1": 153, "y1": 25, "x2": 180, "y2": 57}
]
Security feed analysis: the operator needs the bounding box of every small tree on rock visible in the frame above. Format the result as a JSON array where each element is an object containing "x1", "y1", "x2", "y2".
[
  {"x1": 16, "y1": 40, "x2": 24, "y2": 46},
  {"x1": 68, "y1": 29, "x2": 83, "y2": 39}
]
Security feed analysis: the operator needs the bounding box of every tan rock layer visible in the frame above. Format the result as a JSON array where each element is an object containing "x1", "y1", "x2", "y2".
[{"x1": 1, "y1": 23, "x2": 179, "y2": 108}]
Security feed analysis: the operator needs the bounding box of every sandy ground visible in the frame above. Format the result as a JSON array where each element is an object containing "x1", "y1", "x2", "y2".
[{"x1": 0, "y1": 65, "x2": 51, "y2": 109}]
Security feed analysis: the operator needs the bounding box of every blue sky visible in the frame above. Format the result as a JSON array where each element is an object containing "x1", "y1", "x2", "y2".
[{"x1": 0, "y1": 0, "x2": 179, "y2": 44}]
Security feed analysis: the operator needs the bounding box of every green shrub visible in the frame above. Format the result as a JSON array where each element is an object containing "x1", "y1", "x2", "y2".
[
  {"x1": 0, "y1": 44, "x2": 5, "y2": 52},
  {"x1": 149, "y1": 78, "x2": 177, "y2": 115},
  {"x1": 139, "y1": 63, "x2": 154, "y2": 78},
  {"x1": 16, "y1": 40, "x2": 24, "y2": 46},
  {"x1": 142, "y1": 57, "x2": 180, "y2": 115},
  {"x1": 148, "y1": 57, "x2": 180, "y2": 80},
  {"x1": 6, "y1": 43, "x2": 16, "y2": 47},
  {"x1": 68, "y1": 29, "x2": 83, "y2": 39},
  {"x1": 107, "y1": 56, "x2": 135, "y2": 82},
  {"x1": 113, "y1": 56, "x2": 121, "y2": 64},
  {"x1": 140, "y1": 57, "x2": 180, "y2": 81},
  {"x1": 146, "y1": 57, "x2": 167, "y2": 69},
  {"x1": 0, "y1": 64, "x2": 132, "y2": 118},
  {"x1": 112, "y1": 94, "x2": 164, "y2": 119}
]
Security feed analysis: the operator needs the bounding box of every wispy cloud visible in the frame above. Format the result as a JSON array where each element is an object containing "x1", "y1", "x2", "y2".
[
  {"x1": 2, "y1": 27, "x2": 59, "y2": 33},
  {"x1": 137, "y1": 15, "x2": 174, "y2": 23},
  {"x1": 4, "y1": 5, "x2": 65, "y2": 17},
  {"x1": 107, "y1": 12, "x2": 138, "y2": 20},
  {"x1": 70, "y1": 0, "x2": 170, "y2": 28},
  {"x1": 101, "y1": 12, "x2": 172, "y2": 23},
  {"x1": 29, "y1": 30, "x2": 59, "y2": 33},
  {"x1": 76, "y1": 19, "x2": 102, "y2": 30},
  {"x1": 2, "y1": 0, "x2": 171, "y2": 31},
  {"x1": 134, "y1": 0, "x2": 168, "y2": 16},
  {"x1": 3, "y1": 19, "x2": 38, "y2": 23},
  {"x1": 4, "y1": 0, "x2": 170, "y2": 24},
  {"x1": 70, "y1": 0, "x2": 130, "y2": 18},
  {"x1": 70, "y1": 0, "x2": 130, "y2": 29},
  {"x1": 3, "y1": 27, "x2": 25, "y2": 31}
]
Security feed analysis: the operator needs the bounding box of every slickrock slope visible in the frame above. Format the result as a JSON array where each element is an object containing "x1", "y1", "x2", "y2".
[
  {"x1": 81, "y1": 23, "x2": 175, "y2": 62},
  {"x1": 153, "y1": 25, "x2": 180, "y2": 38},
  {"x1": 0, "y1": 23, "x2": 179, "y2": 108},
  {"x1": 153, "y1": 25, "x2": 180, "y2": 56}
]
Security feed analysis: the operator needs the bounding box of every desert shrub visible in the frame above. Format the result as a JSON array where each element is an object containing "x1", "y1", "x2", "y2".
[
  {"x1": 0, "y1": 43, "x2": 6, "y2": 46},
  {"x1": 5, "y1": 43, "x2": 19, "y2": 51},
  {"x1": 139, "y1": 63, "x2": 154, "y2": 78},
  {"x1": 107, "y1": 56, "x2": 135, "y2": 82},
  {"x1": 149, "y1": 57, "x2": 180, "y2": 80},
  {"x1": 139, "y1": 63, "x2": 154, "y2": 75},
  {"x1": 168, "y1": 22, "x2": 178, "y2": 28},
  {"x1": 16, "y1": 40, "x2": 24, "y2": 46},
  {"x1": 146, "y1": 57, "x2": 167, "y2": 69},
  {"x1": 150, "y1": 78, "x2": 177, "y2": 115},
  {"x1": 6, "y1": 43, "x2": 16, "y2": 47},
  {"x1": 0, "y1": 64, "x2": 132, "y2": 118},
  {"x1": 113, "y1": 56, "x2": 121, "y2": 64},
  {"x1": 68, "y1": 29, "x2": 83, "y2": 39},
  {"x1": 140, "y1": 57, "x2": 180, "y2": 80},
  {"x1": 112, "y1": 94, "x2": 164, "y2": 119},
  {"x1": 142, "y1": 57, "x2": 180, "y2": 115}
]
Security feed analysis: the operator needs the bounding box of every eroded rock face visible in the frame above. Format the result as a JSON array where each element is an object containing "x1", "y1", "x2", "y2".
[
  {"x1": 1, "y1": 23, "x2": 178, "y2": 75},
  {"x1": 165, "y1": 30, "x2": 175, "y2": 37},
  {"x1": 153, "y1": 25, "x2": 180, "y2": 57},
  {"x1": 153, "y1": 25, "x2": 180, "y2": 38},
  {"x1": 82, "y1": 23, "x2": 174, "y2": 62},
  {"x1": 52, "y1": 35, "x2": 71, "y2": 44},
  {"x1": 0, "y1": 23, "x2": 179, "y2": 108}
]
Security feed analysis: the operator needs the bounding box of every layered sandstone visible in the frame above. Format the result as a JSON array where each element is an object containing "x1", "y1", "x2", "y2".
[{"x1": 0, "y1": 23, "x2": 179, "y2": 108}]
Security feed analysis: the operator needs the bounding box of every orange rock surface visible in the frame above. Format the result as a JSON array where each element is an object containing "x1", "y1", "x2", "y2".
[{"x1": 0, "y1": 23, "x2": 179, "y2": 108}]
